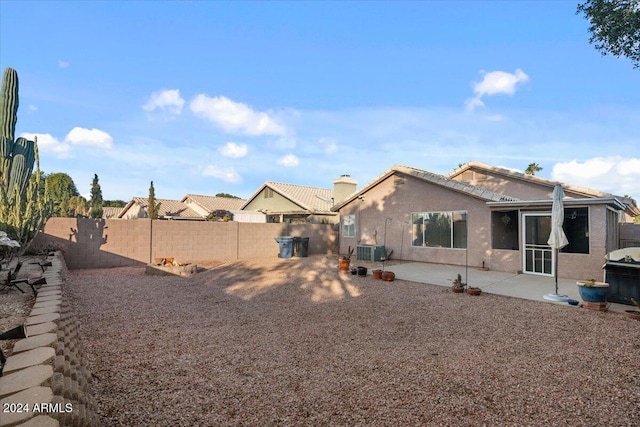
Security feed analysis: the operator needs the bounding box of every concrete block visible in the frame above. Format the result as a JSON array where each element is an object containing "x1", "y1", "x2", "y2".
[
  {"x1": 14, "y1": 415, "x2": 60, "y2": 427},
  {"x1": 25, "y1": 313, "x2": 60, "y2": 326},
  {"x1": 3, "y1": 348, "x2": 56, "y2": 375},
  {"x1": 13, "y1": 334, "x2": 57, "y2": 354},
  {"x1": 29, "y1": 306, "x2": 60, "y2": 317},
  {"x1": 32, "y1": 301, "x2": 62, "y2": 310},
  {"x1": 0, "y1": 365, "x2": 53, "y2": 398},
  {"x1": 26, "y1": 323, "x2": 57, "y2": 337},
  {"x1": 34, "y1": 295, "x2": 61, "y2": 304},
  {"x1": 35, "y1": 290, "x2": 61, "y2": 298},
  {"x1": 0, "y1": 386, "x2": 53, "y2": 426}
]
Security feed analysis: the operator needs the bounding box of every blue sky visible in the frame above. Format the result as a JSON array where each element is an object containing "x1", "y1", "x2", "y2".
[{"x1": 1, "y1": 1, "x2": 639, "y2": 203}]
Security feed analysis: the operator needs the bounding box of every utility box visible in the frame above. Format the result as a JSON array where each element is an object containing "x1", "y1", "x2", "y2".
[{"x1": 356, "y1": 245, "x2": 386, "y2": 262}]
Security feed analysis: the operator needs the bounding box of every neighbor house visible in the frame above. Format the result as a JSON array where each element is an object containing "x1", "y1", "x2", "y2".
[
  {"x1": 180, "y1": 194, "x2": 265, "y2": 222},
  {"x1": 332, "y1": 163, "x2": 637, "y2": 281},
  {"x1": 241, "y1": 175, "x2": 357, "y2": 224},
  {"x1": 118, "y1": 198, "x2": 203, "y2": 220}
]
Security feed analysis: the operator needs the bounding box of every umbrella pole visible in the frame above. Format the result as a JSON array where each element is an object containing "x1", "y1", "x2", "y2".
[{"x1": 555, "y1": 248, "x2": 559, "y2": 295}]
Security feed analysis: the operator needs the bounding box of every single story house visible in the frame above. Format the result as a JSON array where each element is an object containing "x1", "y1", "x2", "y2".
[
  {"x1": 332, "y1": 162, "x2": 638, "y2": 281},
  {"x1": 118, "y1": 198, "x2": 203, "y2": 220},
  {"x1": 180, "y1": 194, "x2": 265, "y2": 223},
  {"x1": 241, "y1": 175, "x2": 357, "y2": 224}
]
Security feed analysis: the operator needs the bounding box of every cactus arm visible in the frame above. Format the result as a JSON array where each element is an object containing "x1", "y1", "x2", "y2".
[{"x1": 0, "y1": 67, "x2": 18, "y2": 141}]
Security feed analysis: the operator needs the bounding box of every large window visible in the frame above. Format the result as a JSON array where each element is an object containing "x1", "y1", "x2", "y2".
[
  {"x1": 492, "y1": 210, "x2": 519, "y2": 250},
  {"x1": 562, "y1": 207, "x2": 589, "y2": 254},
  {"x1": 342, "y1": 214, "x2": 356, "y2": 238},
  {"x1": 412, "y1": 211, "x2": 467, "y2": 248}
]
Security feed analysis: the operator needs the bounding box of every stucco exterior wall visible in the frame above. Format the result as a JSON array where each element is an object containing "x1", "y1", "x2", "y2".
[{"x1": 336, "y1": 173, "x2": 616, "y2": 280}]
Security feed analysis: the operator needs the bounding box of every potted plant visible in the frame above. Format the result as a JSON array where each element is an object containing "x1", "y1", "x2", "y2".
[
  {"x1": 577, "y1": 278, "x2": 609, "y2": 311},
  {"x1": 451, "y1": 273, "x2": 465, "y2": 293},
  {"x1": 467, "y1": 286, "x2": 482, "y2": 296},
  {"x1": 623, "y1": 298, "x2": 640, "y2": 321},
  {"x1": 372, "y1": 269, "x2": 383, "y2": 280},
  {"x1": 381, "y1": 270, "x2": 395, "y2": 281},
  {"x1": 338, "y1": 246, "x2": 354, "y2": 272}
]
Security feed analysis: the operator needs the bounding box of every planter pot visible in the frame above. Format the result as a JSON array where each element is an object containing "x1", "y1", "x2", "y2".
[
  {"x1": 338, "y1": 259, "x2": 351, "y2": 272},
  {"x1": 451, "y1": 286, "x2": 464, "y2": 293},
  {"x1": 467, "y1": 287, "x2": 482, "y2": 296},
  {"x1": 623, "y1": 310, "x2": 640, "y2": 321},
  {"x1": 577, "y1": 281, "x2": 609, "y2": 303},
  {"x1": 381, "y1": 271, "x2": 395, "y2": 282},
  {"x1": 357, "y1": 266, "x2": 367, "y2": 277},
  {"x1": 381, "y1": 271, "x2": 395, "y2": 281},
  {"x1": 372, "y1": 269, "x2": 383, "y2": 280}
]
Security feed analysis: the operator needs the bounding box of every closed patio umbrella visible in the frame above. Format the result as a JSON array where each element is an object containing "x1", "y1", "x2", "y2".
[{"x1": 543, "y1": 184, "x2": 570, "y2": 302}]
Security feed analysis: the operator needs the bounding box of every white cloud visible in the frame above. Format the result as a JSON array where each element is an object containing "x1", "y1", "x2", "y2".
[
  {"x1": 318, "y1": 137, "x2": 338, "y2": 154},
  {"x1": 278, "y1": 154, "x2": 299, "y2": 167},
  {"x1": 219, "y1": 142, "x2": 248, "y2": 158},
  {"x1": 552, "y1": 157, "x2": 640, "y2": 200},
  {"x1": 190, "y1": 95, "x2": 286, "y2": 136},
  {"x1": 64, "y1": 127, "x2": 113, "y2": 149},
  {"x1": 202, "y1": 165, "x2": 242, "y2": 183},
  {"x1": 28, "y1": 105, "x2": 38, "y2": 112},
  {"x1": 20, "y1": 132, "x2": 71, "y2": 158},
  {"x1": 142, "y1": 89, "x2": 185, "y2": 115},
  {"x1": 465, "y1": 69, "x2": 529, "y2": 112},
  {"x1": 58, "y1": 60, "x2": 70, "y2": 68}
]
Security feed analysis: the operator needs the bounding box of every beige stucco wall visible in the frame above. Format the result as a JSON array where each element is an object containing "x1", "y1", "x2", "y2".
[{"x1": 336, "y1": 172, "x2": 614, "y2": 280}]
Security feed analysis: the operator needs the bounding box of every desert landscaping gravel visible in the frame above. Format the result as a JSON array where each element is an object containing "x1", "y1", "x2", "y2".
[{"x1": 64, "y1": 255, "x2": 639, "y2": 426}]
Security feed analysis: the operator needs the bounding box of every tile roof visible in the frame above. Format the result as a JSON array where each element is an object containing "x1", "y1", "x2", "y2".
[
  {"x1": 122, "y1": 198, "x2": 203, "y2": 219},
  {"x1": 241, "y1": 182, "x2": 336, "y2": 214},
  {"x1": 181, "y1": 194, "x2": 246, "y2": 212},
  {"x1": 332, "y1": 164, "x2": 518, "y2": 211},
  {"x1": 102, "y1": 207, "x2": 123, "y2": 219}
]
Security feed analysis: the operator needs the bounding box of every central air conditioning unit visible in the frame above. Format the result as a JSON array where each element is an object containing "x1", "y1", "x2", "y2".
[{"x1": 356, "y1": 245, "x2": 386, "y2": 262}]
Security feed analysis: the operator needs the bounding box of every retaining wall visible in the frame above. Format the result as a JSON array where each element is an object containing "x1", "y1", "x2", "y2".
[{"x1": 0, "y1": 253, "x2": 98, "y2": 427}]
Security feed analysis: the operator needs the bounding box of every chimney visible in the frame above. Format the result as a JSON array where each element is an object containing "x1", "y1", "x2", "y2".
[{"x1": 333, "y1": 174, "x2": 357, "y2": 204}]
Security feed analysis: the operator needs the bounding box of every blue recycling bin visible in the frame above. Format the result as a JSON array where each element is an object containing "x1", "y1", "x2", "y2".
[{"x1": 275, "y1": 237, "x2": 294, "y2": 258}]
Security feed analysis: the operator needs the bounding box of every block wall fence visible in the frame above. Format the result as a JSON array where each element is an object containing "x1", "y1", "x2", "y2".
[{"x1": 32, "y1": 218, "x2": 339, "y2": 270}]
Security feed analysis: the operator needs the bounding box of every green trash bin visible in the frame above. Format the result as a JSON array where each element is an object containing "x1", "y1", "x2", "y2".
[
  {"x1": 275, "y1": 237, "x2": 293, "y2": 258},
  {"x1": 292, "y1": 237, "x2": 309, "y2": 257}
]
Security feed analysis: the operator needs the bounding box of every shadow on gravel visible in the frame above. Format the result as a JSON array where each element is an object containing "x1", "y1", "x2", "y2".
[{"x1": 196, "y1": 256, "x2": 363, "y2": 303}]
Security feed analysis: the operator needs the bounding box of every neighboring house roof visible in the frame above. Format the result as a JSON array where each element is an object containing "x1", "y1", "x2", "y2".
[
  {"x1": 450, "y1": 161, "x2": 639, "y2": 216},
  {"x1": 118, "y1": 197, "x2": 203, "y2": 219},
  {"x1": 241, "y1": 181, "x2": 336, "y2": 214},
  {"x1": 102, "y1": 207, "x2": 123, "y2": 219},
  {"x1": 332, "y1": 164, "x2": 519, "y2": 211},
  {"x1": 180, "y1": 194, "x2": 246, "y2": 213}
]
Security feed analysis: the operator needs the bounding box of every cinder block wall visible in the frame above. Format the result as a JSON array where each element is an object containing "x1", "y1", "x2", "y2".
[
  {"x1": 620, "y1": 223, "x2": 640, "y2": 248},
  {"x1": 32, "y1": 218, "x2": 338, "y2": 269}
]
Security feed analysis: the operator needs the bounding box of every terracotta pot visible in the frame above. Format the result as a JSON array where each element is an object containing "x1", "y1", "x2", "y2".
[
  {"x1": 381, "y1": 271, "x2": 395, "y2": 282},
  {"x1": 467, "y1": 287, "x2": 482, "y2": 296},
  {"x1": 372, "y1": 269, "x2": 383, "y2": 280},
  {"x1": 338, "y1": 258, "x2": 350, "y2": 272},
  {"x1": 623, "y1": 310, "x2": 640, "y2": 321},
  {"x1": 451, "y1": 286, "x2": 464, "y2": 293}
]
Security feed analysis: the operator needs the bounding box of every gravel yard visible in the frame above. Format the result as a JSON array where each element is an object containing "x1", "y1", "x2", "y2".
[{"x1": 65, "y1": 255, "x2": 639, "y2": 426}]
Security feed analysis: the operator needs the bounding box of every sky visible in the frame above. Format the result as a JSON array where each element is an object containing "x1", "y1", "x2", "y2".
[{"x1": 1, "y1": 1, "x2": 639, "y2": 204}]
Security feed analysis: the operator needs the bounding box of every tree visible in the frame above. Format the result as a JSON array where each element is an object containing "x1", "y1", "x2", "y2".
[
  {"x1": 89, "y1": 174, "x2": 103, "y2": 219},
  {"x1": 148, "y1": 181, "x2": 161, "y2": 219},
  {"x1": 525, "y1": 163, "x2": 543, "y2": 175},
  {"x1": 215, "y1": 193, "x2": 241, "y2": 199},
  {"x1": 46, "y1": 172, "x2": 79, "y2": 217},
  {"x1": 104, "y1": 200, "x2": 126, "y2": 208},
  {"x1": 577, "y1": 0, "x2": 640, "y2": 69},
  {"x1": 67, "y1": 195, "x2": 88, "y2": 217}
]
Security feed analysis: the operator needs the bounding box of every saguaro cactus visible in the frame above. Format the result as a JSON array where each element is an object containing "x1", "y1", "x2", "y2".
[{"x1": 0, "y1": 67, "x2": 50, "y2": 251}]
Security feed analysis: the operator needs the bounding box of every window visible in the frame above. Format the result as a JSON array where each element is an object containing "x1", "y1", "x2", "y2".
[
  {"x1": 342, "y1": 214, "x2": 356, "y2": 238},
  {"x1": 412, "y1": 211, "x2": 467, "y2": 248},
  {"x1": 562, "y1": 207, "x2": 589, "y2": 254},
  {"x1": 264, "y1": 188, "x2": 274, "y2": 198},
  {"x1": 492, "y1": 210, "x2": 519, "y2": 250}
]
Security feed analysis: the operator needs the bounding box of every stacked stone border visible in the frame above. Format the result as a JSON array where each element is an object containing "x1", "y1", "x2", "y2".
[{"x1": 0, "y1": 252, "x2": 98, "y2": 427}]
